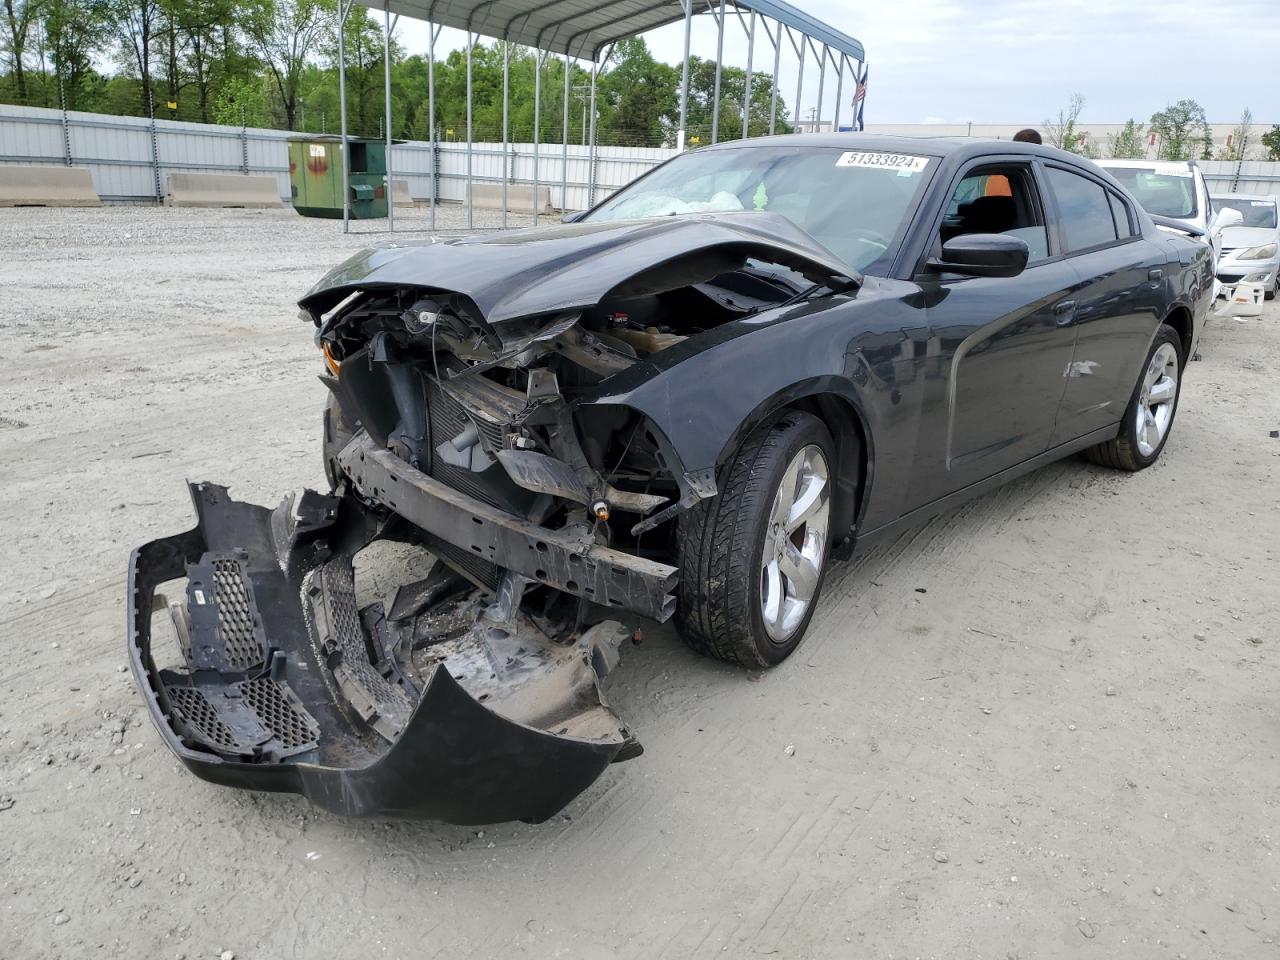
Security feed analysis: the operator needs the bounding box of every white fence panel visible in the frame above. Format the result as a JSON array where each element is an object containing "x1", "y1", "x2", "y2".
[
  {"x1": 1, "y1": 104, "x2": 676, "y2": 217},
  {"x1": 1199, "y1": 159, "x2": 1280, "y2": 197}
]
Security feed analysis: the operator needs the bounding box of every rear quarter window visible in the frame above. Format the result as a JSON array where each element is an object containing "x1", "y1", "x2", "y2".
[
  {"x1": 1108, "y1": 192, "x2": 1135, "y2": 238},
  {"x1": 1047, "y1": 167, "x2": 1120, "y2": 252}
]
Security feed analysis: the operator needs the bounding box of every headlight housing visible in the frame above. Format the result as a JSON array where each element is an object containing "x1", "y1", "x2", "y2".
[{"x1": 1238, "y1": 243, "x2": 1278, "y2": 261}]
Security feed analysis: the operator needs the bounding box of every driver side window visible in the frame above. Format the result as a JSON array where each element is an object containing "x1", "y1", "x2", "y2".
[{"x1": 941, "y1": 165, "x2": 1050, "y2": 263}]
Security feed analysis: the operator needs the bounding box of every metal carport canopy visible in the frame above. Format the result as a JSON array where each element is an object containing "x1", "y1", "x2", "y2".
[{"x1": 354, "y1": 0, "x2": 865, "y2": 61}]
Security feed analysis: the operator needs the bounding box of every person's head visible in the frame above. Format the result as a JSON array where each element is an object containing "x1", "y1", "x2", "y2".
[{"x1": 1013, "y1": 128, "x2": 1042, "y2": 144}]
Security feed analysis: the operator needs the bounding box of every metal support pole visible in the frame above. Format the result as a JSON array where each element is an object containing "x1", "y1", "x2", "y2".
[
  {"x1": 533, "y1": 51, "x2": 542, "y2": 225},
  {"x1": 587, "y1": 54, "x2": 599, "y2": 207},
  {"x1": 561, "y1": 52, "x2": 570, "y2": 212},
  {"x1": 814, "y1": 41, "x2": 827, "y2": 133},
  {"x1": 240, "y1": 106, "x2": 248, "y2": 173},
  {"x1": 338, "y1": 0, "x2": 351, "y2": 232},
  {"x1": 383, "y1": 1, "x2": 394, "y2": 232},
  {"x1": 427, "y1": 22, "x2": 437, "y2": 230},
  {"x1": 742, "y1": 11, "x2": 755, "y2": 139},
  {"x1": 59, "y1": 75, "x2": 72, "y2": 165},
  {"x1": 711, "y1": 0, "x2": 725, "y2": 144},
  {"x1": 465, "y1": 31, "x2": 474, "y2": 229},
  {"x1": 768, "y1": 21, "x2": 780, "y2": 136},
  {"x1": 792, "y1": 30, "x2": 805, "y2": 135},
  {"x1": 147, "y1": 89, "x2": 161, "y2": 203},
  {"x1": 502, "y1": 41, "x2": 510, "y2": 228},
  {"x1": 832, "y1": 52, "x2": 843, "y2": 133},
  {"x1": 677, "y1": 0, "x2": 692, "y2": 150}
]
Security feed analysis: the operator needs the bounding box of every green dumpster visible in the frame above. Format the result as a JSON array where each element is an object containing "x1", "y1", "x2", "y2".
[{"x1": 288, "y1": 136, "x2": 388, "y2": 220}]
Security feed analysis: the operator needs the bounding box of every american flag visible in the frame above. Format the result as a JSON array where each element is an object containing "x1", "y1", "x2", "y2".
[{"x1": 852, "y1": 66, "x2": 868, "y2": 132}]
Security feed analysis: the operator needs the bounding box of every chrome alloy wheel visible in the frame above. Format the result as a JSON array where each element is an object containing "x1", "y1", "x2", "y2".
[
  {"x1": 1135, "y1": 342, "x2": 1179, "y2": 458},
  {"x1": 760, "y1": 444, "x2": 831, "y2": 643}
]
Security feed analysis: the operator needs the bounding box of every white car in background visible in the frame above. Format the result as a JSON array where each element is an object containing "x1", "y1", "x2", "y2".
[
  {"x1": 1096, "y1": 158, "x2": 1240, "y2": 266},
  {"x1": 1210, "y1": 194, "x2": 1279, "y2": 301}
]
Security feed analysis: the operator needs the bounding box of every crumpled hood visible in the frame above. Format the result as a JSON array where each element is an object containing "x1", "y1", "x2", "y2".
[{"x1": 299, "y1": 211, "x2": 858, "y2": 325}]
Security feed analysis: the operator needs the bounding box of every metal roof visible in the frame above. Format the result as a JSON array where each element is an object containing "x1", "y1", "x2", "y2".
[{"x1": 356, "y1": 0, "x2": 864, "y2": 62}]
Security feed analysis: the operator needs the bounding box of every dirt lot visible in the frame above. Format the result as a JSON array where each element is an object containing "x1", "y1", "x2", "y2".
[{"x1": 1, "y1": 207, "x2": 1277, "y2": 960}]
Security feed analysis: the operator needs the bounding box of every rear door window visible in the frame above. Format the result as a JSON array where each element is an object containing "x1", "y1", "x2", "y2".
[{"x1": 1046, "y1": 167, "x2": 1120, "y2": 253}]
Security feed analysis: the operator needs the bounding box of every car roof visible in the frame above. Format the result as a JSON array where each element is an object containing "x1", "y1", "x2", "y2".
[{"x1": 702, "y1": 133, "x2": 1088, "y2": 165}]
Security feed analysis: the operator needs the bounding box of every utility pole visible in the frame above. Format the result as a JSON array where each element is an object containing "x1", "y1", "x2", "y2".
[{"x1": 572, "y1": 84, "x2": 591, "y2": 146}]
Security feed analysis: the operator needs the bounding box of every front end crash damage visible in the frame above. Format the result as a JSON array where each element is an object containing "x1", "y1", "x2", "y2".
[{"x1": 129, "y1": 214, "x2": 858, "y2": 822}]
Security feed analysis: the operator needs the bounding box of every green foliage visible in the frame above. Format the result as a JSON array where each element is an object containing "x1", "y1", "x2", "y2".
[
  {"x1": 1107, "y1": 119, "x2": 1146, "y2": 159},
  {"x1": 211, "y1": 74, "x2": 269, "y2": 127},
  {"x1": 0, "y1": 6, "x2": 789, "y2": 147},
  {"x1": 1044, "y1": 93, "x2": 1086, "y2": 153},
  {"x1": 1263, "y1": 125, "x2": 1280, "y2": 162},
  {"x1": 1148, "y1": 99, "x2": 1210, "y2": 161},
  {"x1": 1216, "y1": 108, "x2": 1253, "y2": 161}
]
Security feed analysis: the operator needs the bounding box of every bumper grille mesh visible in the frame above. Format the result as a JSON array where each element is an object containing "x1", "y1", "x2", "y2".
[
  {"x1": 240, "y1": 678, "x2": 319, "y2": 750},
  {"x1": 211, "y1": 558, "x2": 264, "y2": 669},
  {"x1": 168, "y1": 686, "x2": 247, "y2": 754}
]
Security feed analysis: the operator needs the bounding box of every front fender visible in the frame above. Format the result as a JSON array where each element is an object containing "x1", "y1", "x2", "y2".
[{"x1": 580, "y1": 277, "x2": 930, "y2": 531}]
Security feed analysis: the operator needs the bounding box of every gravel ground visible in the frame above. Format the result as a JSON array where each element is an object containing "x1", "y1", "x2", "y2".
[{"x1": 1, "y1": 206, "x2": 1278, "y2": 960}]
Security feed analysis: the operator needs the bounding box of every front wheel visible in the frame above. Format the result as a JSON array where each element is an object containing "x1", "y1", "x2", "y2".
[
  {"x1": 675, "y1": 410, "x2": 835, "y2": 668},
  {"x1": 1085, "y1": 324, "x2": 1182, "y2": 471}
]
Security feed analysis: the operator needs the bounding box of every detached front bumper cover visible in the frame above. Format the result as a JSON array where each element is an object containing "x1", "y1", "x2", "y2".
[{"x1": 127, "y1": 482, "x2": 636, "y2": 824}]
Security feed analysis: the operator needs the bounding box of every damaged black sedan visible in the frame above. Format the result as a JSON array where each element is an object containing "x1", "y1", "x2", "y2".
[{"x1": 128, "y1": 136, "x2": 1212, "y2": 823}]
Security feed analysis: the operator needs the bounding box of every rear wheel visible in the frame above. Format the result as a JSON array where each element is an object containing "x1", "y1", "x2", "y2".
[
  {"x1": 1085, "y1": 324, "x2": 1182, "y2": 472},
  {"x1": 675, "y1": 410, "x2": 835, "y2": 668}
]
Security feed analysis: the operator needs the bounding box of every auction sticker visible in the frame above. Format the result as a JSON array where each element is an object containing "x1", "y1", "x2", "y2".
[{"x1": 835, "y1": 151, "x2": 929, "y2": 173}]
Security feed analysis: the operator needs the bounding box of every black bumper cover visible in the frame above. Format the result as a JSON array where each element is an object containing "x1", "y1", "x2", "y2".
[{"x1": 126, "y1": 486, "x2": 624, "y2": 824}]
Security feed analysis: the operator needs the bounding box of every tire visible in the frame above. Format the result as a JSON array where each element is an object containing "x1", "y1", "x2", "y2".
[
  {"x1": 675, "y1": 410, "x2": 836, "y2": 668},
  {"x1": 1085, "y1": 324, "x2": 1183, "y2": 472}
]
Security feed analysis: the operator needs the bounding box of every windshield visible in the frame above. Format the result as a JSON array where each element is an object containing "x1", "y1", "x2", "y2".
[
  {"x1": 1098, "y1": 165, "x2": 1196, "y2": 219},
  {"x1": 1212, "y1": 197, "x2": 1278, "y2": 229},
  {"x1": 585, "y1": 145, "x2": 937, "y2": 272}
]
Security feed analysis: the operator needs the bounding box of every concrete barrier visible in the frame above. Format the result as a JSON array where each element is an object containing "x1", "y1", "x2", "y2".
[
  {"x1": 164, "y1": 172, "x2": 282, "y2": 208},
  {"x1": 392, "y1": 178, "x2": 414, "y2": 207},
  {"x1": 0, "y1": 164, "x2": 100, "y2": 207},
  {"x1": 467, "y1": 182, "x2": 552, "y2": 215}
]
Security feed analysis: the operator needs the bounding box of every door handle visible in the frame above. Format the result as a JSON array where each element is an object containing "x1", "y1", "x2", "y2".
[
  {"x1": 1053, "y1": 300, "x2": 1076, "y2": 325},
  {"x1": 1148, "y1": 268, "x2": 1163, "y2": 281}
]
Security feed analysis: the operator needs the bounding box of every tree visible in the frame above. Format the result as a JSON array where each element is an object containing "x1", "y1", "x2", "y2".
[
  {"x1": 2, "y1": 0, "x2": 43, "y2": 101},
  {"x1": 1044, "y1": 92, "x2": 1086, "y2": 152},
  {"x1": 1262, "y1": 125, "x2": 1280, "y2": 162},
  {"x1": 1148, "y1": 99, "x2": 1209, "y2": 161},
  {"x1": 243, "y1": 0, "x2": 329, "y2": 130},
  {"x1": 107, "y1": 0, "x2": 162, "y2": 114},
  {"x1": 42, "y1": 0, "x2": 108, "y2": 109},
  {"x1": 1217, "y1": 107, "x2": 1253, "y2": 161},
  {"x1": 597, "y1": 37, "x2": 677, "y2": 146},
  {"x1": 1107, "y1": 119, "x2": 1146, "y2": 159}
]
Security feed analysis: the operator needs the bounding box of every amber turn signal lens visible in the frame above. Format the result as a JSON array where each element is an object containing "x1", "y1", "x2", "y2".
[
  {"x1": 592, "y1": 500, "x2": 610, "y2": 521},
  {"x1": 321, "y1": 341, "x2": 341, "y2": 376}
]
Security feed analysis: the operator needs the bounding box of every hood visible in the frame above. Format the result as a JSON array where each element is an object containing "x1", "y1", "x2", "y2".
[
  {"x1": 1220, "y1": 225, "x2": 1278, "y2": 252},
  {"x1": 299, "y1": 212, "x2": 858, "y2": 326}
]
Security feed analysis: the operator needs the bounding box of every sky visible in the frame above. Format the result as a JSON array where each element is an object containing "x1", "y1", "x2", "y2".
[{"x1": 390, "y1": 0, "x2": 1280, "y2": 126}]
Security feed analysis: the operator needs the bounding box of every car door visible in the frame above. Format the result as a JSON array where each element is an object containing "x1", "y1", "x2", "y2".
[
  {"x1": 907, "y1": 156, "x2": 1081, "y2": 508},
  {"x1": 1042, "y1": 164, "x2": 1168, "y2": 443}
]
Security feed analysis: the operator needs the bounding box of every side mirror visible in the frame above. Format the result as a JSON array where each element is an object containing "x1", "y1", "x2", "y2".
[
  {"x1": 927, "y1": 233, "x2": 1029, "y2": 278},
  {"x1": 561, "y1": 210, "x2": 586, "y2": 224},
  {"x1": 1209, "y1": 206, "x2": 1243, "y2": 234}
]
